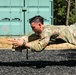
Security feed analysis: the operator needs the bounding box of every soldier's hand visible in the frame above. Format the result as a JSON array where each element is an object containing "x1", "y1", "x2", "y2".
[
  {"x1": 8, "y1": 38, "x2": 22, "y2": 46},
  {"x1": 8, "y1": 38, "x2": 18, "y2": 48},
  {"x1": 11, "y1": 38, "x2": 24, "y2": 46},
  {"x1": 14, "y1": 38, "x2": 24, "y2": 47}
]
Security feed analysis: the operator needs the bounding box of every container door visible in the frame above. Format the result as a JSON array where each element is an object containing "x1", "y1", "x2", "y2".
[
  {"x1": 0, "y1": 0, "x2": 24, "y2": 36},
  {"x1": 25, "y1": 0, "x2": 39, "y2": 34},
  {"x1": 0, "y1": 0, "x2": 53, "y2": 35},
  {"x1": 25, "y1": 0, "x2": 53, "y2": 34},
  {"x1": 38, "y1": 0, "x2": 53, "y2": 24}
]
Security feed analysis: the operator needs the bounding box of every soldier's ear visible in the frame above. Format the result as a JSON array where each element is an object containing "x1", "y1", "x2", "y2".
[
  {"x1": 39, "y1": 23, "x2": 42, "y2": 28},
  {"x1": 39, "y1": 23, "x2": 41, "y2": 26}
]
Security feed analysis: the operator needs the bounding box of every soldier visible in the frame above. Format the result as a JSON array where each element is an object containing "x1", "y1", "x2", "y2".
[{"x1": 8, "y1": 15, "x2": 76, "y2": 51}]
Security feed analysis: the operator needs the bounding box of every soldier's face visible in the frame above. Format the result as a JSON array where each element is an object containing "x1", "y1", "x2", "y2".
[{"x1": 30, "y1": 22, "x2": 43, "y2": 34}]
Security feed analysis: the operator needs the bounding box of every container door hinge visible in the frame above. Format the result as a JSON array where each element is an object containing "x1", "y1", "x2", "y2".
[{"x1": 22, "y1": 7, "x2": 27, "y2": 12}]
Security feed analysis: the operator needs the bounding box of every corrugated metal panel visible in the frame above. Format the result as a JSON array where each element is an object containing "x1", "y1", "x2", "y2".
[
  {"x1": 0, "y1": 0, "x2": 24, "y2": 36},
  {"x1": 0, "y1": 0, "x2": 53, "y2": 35}
]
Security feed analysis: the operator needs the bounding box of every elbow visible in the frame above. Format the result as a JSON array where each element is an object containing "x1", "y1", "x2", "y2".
[
  {"x1": 30, "y1": 42, "x2": 47, "y2": 52},
  {"x1": 34, "y1": 47, "x2": 44, "y2": 52},
  {"x1": 30, "y1": 46, "x2": 45, "y2": 52}
]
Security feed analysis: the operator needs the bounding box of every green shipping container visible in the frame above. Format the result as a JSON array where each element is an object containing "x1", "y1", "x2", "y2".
[{"x1": 0, "y1": 0, "x2": 53, "y2": 36}]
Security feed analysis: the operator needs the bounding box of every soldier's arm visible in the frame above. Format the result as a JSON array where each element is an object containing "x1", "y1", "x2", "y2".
[
  {"x1": 24, "y1": 36, "x2": 50, "y2": 51},
  {"x1": 24, "y1": 29, "x2": 51, "y2": 51}
]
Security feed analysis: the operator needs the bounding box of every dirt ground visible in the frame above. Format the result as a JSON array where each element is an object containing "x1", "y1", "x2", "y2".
[{"x1": 0, "y1": 37, "x2": 76, "y2": 50}]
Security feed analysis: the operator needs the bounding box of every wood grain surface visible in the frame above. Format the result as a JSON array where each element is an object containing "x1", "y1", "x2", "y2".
[{"x1": 0, "y1": 37, "x2": 76, "y2": 50}]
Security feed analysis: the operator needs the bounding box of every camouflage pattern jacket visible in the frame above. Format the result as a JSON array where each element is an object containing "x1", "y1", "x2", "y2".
[{"x1": 21, "y1": 23, "x2": 76, "y2": 51}]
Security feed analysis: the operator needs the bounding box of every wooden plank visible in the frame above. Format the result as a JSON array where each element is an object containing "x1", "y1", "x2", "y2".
[
  {"x1": 45, "y1": 43, "x2": 76, "y2": 50},
  {"x1": 0, "y1": 37, "x2": 76, "y2": 50},
  {"x1": 0, "y1": 37, "x2": 12, "y2": 49}
]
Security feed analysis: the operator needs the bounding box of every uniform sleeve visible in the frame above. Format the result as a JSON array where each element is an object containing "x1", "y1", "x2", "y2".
[
  {"x1": 21, "y1": 34, "x2": 50, "y2": 51},
  {"x1": 29, "y1": 29, "x2": 51, "y2": 51},
  {"x1": 29, "y1": 36, "x2": 50, "y2": 51},
  {"x1": 21, "y1": 35, "x2": 28, "y2": 43}
]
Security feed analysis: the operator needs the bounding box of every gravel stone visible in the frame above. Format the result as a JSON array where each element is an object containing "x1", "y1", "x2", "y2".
[{"x1": 0, "y1": 49, "x2": 76, "y2": 75}]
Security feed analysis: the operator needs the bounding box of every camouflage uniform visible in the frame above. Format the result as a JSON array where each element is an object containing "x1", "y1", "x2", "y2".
[{"x1": 21, "y1": 23, "x2": 76, "y2": 51}]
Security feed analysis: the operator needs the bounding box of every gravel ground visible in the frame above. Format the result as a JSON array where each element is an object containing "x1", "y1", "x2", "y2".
[
  {"x1": 0, "y1": 49, "x2": 76, "y2": 75},
  {"x1": 0, "y1": 66, "x2": 76, "y2": 75}
]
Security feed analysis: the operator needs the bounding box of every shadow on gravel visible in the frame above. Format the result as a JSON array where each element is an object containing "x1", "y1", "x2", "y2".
[{"x1": 0, "y1": 60, "x2": 76, "y2": 68}]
